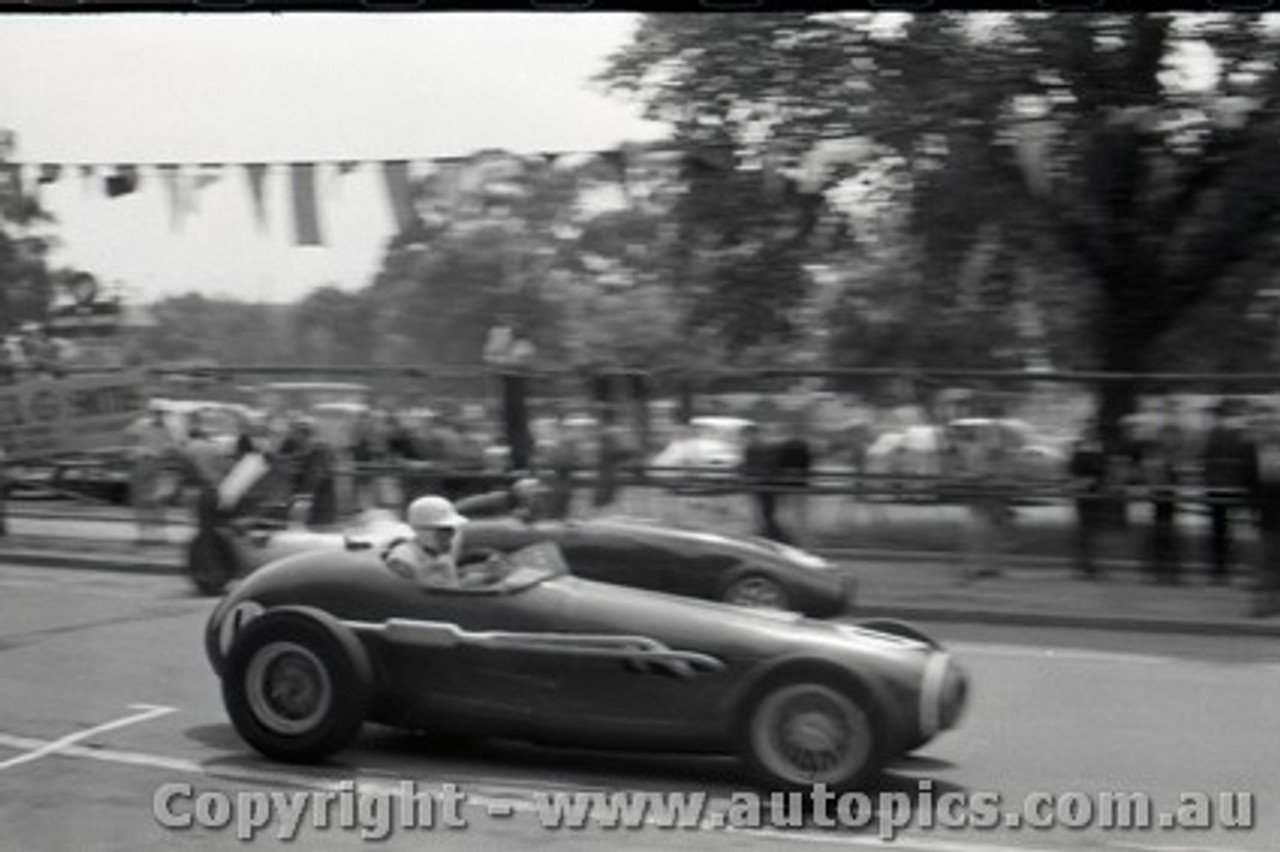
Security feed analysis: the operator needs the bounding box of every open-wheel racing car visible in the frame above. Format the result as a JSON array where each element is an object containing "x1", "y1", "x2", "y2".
[
  {"x1": 189, "y1": 507, "x2": 855, "y2": 618},
  {"x1": 206, "y1": 541, "x2": 968, "y2": 791}
]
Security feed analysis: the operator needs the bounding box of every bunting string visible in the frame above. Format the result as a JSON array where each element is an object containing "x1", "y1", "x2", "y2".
[{"x1": 0, "y1": 139, "x2": 846, "y2": 246}]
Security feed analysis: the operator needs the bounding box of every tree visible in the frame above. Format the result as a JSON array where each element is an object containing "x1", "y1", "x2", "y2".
[
  {"x1": 601, "y1": 12, "x2": 1280, "y2": 442},
  {"x1": 0, "y1": 138, "x2": 60, "y2": 333}
]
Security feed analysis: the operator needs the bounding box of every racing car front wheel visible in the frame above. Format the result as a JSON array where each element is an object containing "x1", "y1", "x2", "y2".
[
  {"x1": 740, "y1": 676, "x2": 884, "y2": 791},
  {"x1": 722, "y1": 573, "x2": 791, "y2": 611},
  {"x1": 222, "y1": 607, "x2": 373, "y2": 763}
]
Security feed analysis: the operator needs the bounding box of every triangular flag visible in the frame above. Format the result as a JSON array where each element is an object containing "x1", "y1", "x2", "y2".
[
  {"x1": 381, "y1": 160, "x2": 416, "y2": 234},
  {"x1": 105, "y1": 165, "x2": 139, "y2": 198},
  {"x1": 290, "y1": 163, "x2": 324, "y2": 246},
  {"x1": 37, "y1": 164, "x2": 62, "y2": 185},
  {"x1": 244, "y1": 163, "x2": 269, "y2": 234},
  {"x1": 194, "y1": 163, "x2": 223, "y2": 192},
  {"x1": 328, "y1": 161, "x2": 361, "y2": 200}
]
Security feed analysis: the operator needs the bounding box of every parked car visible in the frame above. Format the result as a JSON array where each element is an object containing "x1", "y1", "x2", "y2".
[
  {"x1": 864, "y1": 418, "x2": 1067, "y2": 501},
  {"x1": 650, "y1": 416, "x2": 755, "y2": 490},
  {"x1": 187, "y1": 507, "x2": 855, "y2": 618},
  {"x1": 205, "y1": 541, "x2": 969, "y2": 790}
]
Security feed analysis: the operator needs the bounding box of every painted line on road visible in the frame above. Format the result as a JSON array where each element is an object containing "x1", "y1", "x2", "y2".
[
  {"x1": 0, "y1": 704, "x2": 175, "y2": 772},
  {"x1": 0, "y1": 730, "x2": 352, "y2": 791}
]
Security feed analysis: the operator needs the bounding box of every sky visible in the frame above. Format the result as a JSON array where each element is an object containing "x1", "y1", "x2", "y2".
[{"x1": 0, "y1": 13, "x2": 669, "y2": 305}]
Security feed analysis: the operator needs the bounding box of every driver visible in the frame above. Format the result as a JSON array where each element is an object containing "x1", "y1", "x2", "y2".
[{"x1": 383, "y1": 495, "x2": 469, "y2": 586}]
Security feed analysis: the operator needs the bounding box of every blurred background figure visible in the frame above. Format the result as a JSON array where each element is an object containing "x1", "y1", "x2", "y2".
[
  {"x1": 277, "y1": 418, "x2": 338, "y2": 528},
  {"x1": 1200, "y1": 398, "x2": 1254, "y2": 585},
  {"x1": 1246, "y1": 402, "x2": 1280, "y2": 617},
  {"x1": 483, "y1": 314, "x2": 536, "y2": 474},
  {"x1": 953, "y1": 417, "x2": 1015, "y2": 583},
  {"x1": 774, "y1": 412, "x2": 814, "y2": 546},
  {"x1": 591, "y1": 420, "x2": 634, "y2": 514},
  {"x1": 1139, "y1": 417, "x2": 1186, "y2": 585},
  {"x1": 740, "y1": 422, "x2": 785, "y2": 542},
  {"x1": 1068, "y1": 416, "x2": 1109, "y2": 579},
  {"x1": 123, "y1": 404, "x2": 177, "y2": 545},
  {"x1": 180, "y1": 412, "x2": 227, "y2": 532},
  {"x1": 541, "y1": 412, "x2": 580, "y2": 520}
]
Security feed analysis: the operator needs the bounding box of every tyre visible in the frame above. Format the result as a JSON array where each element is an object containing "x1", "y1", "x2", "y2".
[
  {"x1": 188, "y1": 528, "x2": 241, "y2": 596},
  {"x1": 722, "y1": 573, "x2": 791, "y2": 611},
  {"x1": 855, "y1": 619, "x2": 942, "y2": 649},
  {"x1": 739, "y1": 675, "x2": 885, "y2": 790},
  {"x1": 221, "y1": 607, "x2": 373, "y2": 763}
]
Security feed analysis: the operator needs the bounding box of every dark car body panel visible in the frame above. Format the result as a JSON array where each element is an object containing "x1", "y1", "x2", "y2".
[
  {"x1": 208, "y1": 548, "x2": 951, "y2": 755},
  {"x1": 211, "y1": 513, "x2": 854, "y2": 617}
]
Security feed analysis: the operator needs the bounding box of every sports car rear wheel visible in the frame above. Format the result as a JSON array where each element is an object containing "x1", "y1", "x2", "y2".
[
  {"x1": 723, "y1": 574, "x2": 790, "y2": 610},
  {"x1": 222, "y1": 607, "x2": 372, "y2": 763},
  {"x1": 741, "y1": 680, "x2": 882, "y2": 790}
]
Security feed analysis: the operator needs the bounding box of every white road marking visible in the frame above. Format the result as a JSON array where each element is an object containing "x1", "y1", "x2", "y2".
[
  {"x1": 0, "y1": 704, "x2": 175, "y2": 771},
  {"x1": 0, "y1": 731, "x2": 350, "y2": 791}
]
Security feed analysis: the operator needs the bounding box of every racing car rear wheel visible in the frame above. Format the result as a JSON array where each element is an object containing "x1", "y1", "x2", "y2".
[
  {"x1": 222, "y1": 607, "x2": 372, "y2": 763},
  {"x1": 740, "y1": 678, "x2": 883, "y2": 791},
  {"x1": 188, "y1": 528, "x2": 240, "y2": 596},
  {"x1": 723, "y1": 574, "x2": 790, "y2": 611}
]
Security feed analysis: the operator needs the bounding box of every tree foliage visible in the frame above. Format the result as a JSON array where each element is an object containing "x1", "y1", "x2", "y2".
[{"x1": 600, "y1": 12, "x2": 1280, "y2": 433}]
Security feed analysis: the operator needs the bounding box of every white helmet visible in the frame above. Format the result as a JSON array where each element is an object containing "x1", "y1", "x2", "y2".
[{"x1": 407, "y1": 495, "x2": 468, "y2": 530}]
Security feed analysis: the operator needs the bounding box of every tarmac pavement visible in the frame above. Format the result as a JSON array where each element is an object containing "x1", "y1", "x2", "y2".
[{"x1": 1, "y1": 507, "x2": 1277, "y2": 637}]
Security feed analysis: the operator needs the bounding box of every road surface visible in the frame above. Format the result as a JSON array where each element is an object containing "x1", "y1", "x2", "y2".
[{"x1": 0, "y1": 560, "x2": 1276, "y2": 852}]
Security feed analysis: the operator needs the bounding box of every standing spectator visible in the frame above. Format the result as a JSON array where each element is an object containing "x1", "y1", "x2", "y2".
[
  {"x1": 1139, "y1": 420, "x2": 1185, "y2": 585},
  {"x1": 1245, "y1": 404, "x2": 1280, "y2": 617},
  {"x1": 953, "y1": 421, "x2": 1011, "y2": 583},
  {"x1": 278, "y1": 419, "x2": 339, "y2": 527},
  {"x1": 483, "y1": 316, "x2": 536, "y2": 473},
  {"x1": 1068, "y1": 417, "x2": 1110, "y2": 579},
  {"x1": 591, "y1": 421, "x2": 634, "y2": 513},
  {"x1": 774, "y1": 414, "x2": 814, "y2": 545},
  {"x1": 741, "y1": 422, "x2": 786, "y2": 542},
  {"x1": 181, "y1": 416, "x2": 227, "y2": 532},
  {"x1": 123, "y1": 405, "x2": 177, "y2": 545},
  {"x1": 542, "y1": 413, "x2": 580, "y2": 520},
  {"x1": 349, "y1": 409, "x2": 383, "y2": 510},
  {"x1": 1201, "y1": 398, "x2": 1253, "y2": 584}
]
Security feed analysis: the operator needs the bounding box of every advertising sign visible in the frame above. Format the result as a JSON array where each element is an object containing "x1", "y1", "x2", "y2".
[{"x1": 0, "y1": 371, "x2": 148, "y2": 460}]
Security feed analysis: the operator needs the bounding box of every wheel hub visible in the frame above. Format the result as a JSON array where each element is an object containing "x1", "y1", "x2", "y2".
[{"x1": 266, "y1": 655, "x2": 322, "y2": 719}]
